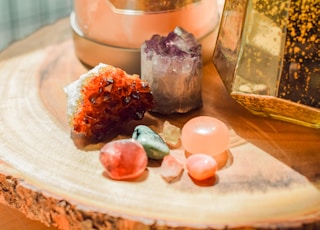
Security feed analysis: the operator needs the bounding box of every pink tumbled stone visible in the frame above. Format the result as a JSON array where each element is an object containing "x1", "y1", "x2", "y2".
[
  {"x1": 186, "y1": 153, "x2": 217, "y2": 181},
  {"x1": 100, "y1": 139, "x2": 148, "y2": 180},
  {"x1": 181, "y1": 116, "x2": 230, "y2": 156}
]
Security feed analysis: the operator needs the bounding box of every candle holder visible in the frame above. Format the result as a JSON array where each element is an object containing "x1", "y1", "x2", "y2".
[
  {"x1": 213, "y1": 0, "x2": 320, "y2": 128},
  {"x1": 71, "y1": 0, "x2": 220, "y2": 74}
]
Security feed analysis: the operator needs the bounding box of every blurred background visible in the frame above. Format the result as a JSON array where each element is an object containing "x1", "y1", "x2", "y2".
[
  {"x1": 0, "y1": 0, "x2": 72, "y2": 51},
  {"x1": 0, "y1": 0, "x2": 72, "y2": 229}
]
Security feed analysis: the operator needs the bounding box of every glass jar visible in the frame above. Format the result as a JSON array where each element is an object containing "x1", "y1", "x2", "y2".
[
  {"x1": 213, "y1": 0, "x2": 320, "y2": 128},
  {"x1": 71, "y1": 0, "x2": 220, "y2": 74}
]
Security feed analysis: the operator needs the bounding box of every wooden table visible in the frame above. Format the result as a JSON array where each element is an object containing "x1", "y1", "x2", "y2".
[
  {"x1": 0, "y1": 18, "x2": 319, "y2": 230},
  {"x1": 0, "y1": 203, "x2": 56, "y2": 230}
]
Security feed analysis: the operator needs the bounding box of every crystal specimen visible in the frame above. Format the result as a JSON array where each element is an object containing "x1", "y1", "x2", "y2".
[
  {"x1": 160, "y1": 155, "x2": 184, "y2": 183},
  {"x1": 186, "y1": 153, "x2": 217, "y2": 181},
  {"x1": 161, "y1": 121, "x2": 181, "y2": 149},
  {"x1": 100, "y1": 139, "x2": 148, "y2": 180},
  {"x1": 64, "y1": 63, "x2": 154, "y2": 140},
  {"x1": 141, "y1": 27, "x2": 202, "y2": 114},
  {"x1": 181, "y1": 116, "x2": 230, "y2": 157},
  {"x1": 132, "y1": 125, "x2": 170, "y2": 160}
]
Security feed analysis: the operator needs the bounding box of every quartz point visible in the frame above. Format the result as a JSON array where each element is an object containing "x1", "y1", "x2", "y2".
[
  {"x1": 141, "y1": 27, "x2": 202, "y2": 114},
  {"x1": 99, "y1": 139, "x2": 148, "y2": 180}
]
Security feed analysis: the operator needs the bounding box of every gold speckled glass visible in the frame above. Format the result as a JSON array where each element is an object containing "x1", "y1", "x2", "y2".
[{"x1": 213, "y1": 0, "x2": 320, "y2": 128}]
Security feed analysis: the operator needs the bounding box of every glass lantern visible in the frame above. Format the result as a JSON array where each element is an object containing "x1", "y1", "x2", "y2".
[{"x1": 213, "y1": 0, "x2": 320, "y2": 128}]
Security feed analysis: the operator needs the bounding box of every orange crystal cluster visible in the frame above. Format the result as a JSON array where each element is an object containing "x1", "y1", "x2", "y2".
[{"x1": 71, "y1": 65, "x2": 153, "y2": 139}]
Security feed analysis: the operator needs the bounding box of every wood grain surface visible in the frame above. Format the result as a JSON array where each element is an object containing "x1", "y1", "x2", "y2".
[{"x1": 0, "y1": 18, "x2": 319, "y2": 230}]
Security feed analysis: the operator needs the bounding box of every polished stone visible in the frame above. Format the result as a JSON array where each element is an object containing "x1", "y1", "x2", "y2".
[
  {"x1": 132, "y1": 125, "x2": 170, "y2": 160},
  {"x1": 186, "y1": 153, "x2": 217, "y2": 181},
  {"x1": 181, "y1": 116, "x2": 230, "y2": 156},
  {"x1": 100, "y1": 139, "x2": 148, "y2": 180}
]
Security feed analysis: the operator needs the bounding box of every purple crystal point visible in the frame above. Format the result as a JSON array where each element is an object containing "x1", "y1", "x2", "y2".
[{"x1": 141, "y1": 27, "x2": 202, "y2": 114}]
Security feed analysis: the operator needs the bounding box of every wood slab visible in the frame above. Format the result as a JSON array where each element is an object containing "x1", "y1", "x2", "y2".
[{"x1": 0, "y1": 18, "x2": 319, "y2": 230}]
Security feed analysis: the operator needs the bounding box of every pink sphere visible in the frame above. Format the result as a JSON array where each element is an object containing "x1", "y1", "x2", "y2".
[
  {"x1": 186, "y1": 153, "x2": 217, "y2": 180},
  {"x1": 181, "y1": 116, "x2": 229, "y2": 156}
]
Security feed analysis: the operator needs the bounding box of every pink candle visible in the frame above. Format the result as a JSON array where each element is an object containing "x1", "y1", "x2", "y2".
[{"x1": 74, "y1": 0, "x2": 219, "y2": 48}]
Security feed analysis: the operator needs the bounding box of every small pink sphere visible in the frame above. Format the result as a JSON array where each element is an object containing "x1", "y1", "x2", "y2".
[
  {"x1": 186, "y1": 154, "x2": 217, "y2": 180},
  {"x1": 181, "y1": 116, "x2": 229, "y2": 156},
  {"x1": 100, "y1": 139, "x2": 148, "y2": 180}
]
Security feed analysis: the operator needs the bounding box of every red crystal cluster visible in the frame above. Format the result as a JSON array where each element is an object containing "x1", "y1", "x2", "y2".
[{"x1": 72, "y1": 66, "x2": 153, "y2": 139}]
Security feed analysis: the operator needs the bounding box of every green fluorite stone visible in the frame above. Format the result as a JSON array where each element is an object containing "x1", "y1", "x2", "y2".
[{"x1": 132, "y1": 125, "x2": 170, "y2": 160}]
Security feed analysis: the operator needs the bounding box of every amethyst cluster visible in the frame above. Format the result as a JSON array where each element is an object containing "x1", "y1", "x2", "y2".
[
  {"x1": 143, "y1": 27, "x2": 201, "y2": 59},
  {"x1": 141, "y1": 27, "x2": 202, "y2": 114}
]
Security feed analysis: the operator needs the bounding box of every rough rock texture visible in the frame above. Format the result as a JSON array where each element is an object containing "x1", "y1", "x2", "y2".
[{"x1": 0, "y1": 173, "x2": 152, "y2": 230}]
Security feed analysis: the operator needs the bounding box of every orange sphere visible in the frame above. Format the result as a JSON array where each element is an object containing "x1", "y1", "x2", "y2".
[{"x1": 181, "y1": 116, "x2": 229, "y2": 156}]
